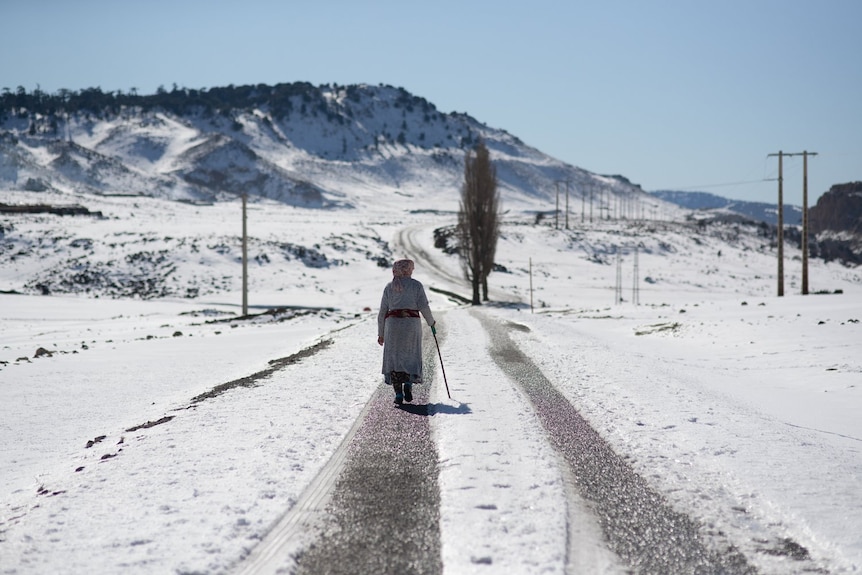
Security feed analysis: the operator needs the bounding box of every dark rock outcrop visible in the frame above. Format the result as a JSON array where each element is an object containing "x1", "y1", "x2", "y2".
[
  {"x1": 810, "y1": 182, "x2": 862, "y2": 235},
  {"x1": 809, "y1": 182, "x2": 862, "y2": 264}
]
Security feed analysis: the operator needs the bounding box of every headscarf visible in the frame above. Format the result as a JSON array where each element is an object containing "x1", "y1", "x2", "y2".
[{"x1": 392, "y1": 259, "x2": 414, "y2": 292}]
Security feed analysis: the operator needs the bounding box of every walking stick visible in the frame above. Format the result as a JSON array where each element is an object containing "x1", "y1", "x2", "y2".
[{"x1": 431, "y1": 329, "x2": 451, "y2": 399}]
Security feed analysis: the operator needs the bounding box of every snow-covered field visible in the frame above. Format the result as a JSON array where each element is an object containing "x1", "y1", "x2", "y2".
[{"x1": 1, "y1": 186, "x2": 860, "y2": 574}]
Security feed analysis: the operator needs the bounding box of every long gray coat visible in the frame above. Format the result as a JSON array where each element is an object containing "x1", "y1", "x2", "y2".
[{"x1": 377, "y1": 277, "x2": 435, "y2": 384}]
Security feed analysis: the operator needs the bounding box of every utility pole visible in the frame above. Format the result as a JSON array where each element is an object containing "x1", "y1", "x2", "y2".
[
  {"x1": 555, "y1": 180, "x2": 570, "y2": 229},
  {"x1": 604, "y1": 196, "x2": 612, "y2": 220},
  {"x1": 242, "y1": 192, "x2": 248, "y2": 316},
  {"x1": 555, "y1": 181, "x2": 559, "y2": 230},
  {"x1": 565, "y1": 180, "x2": 570, "y2": 229},
  {"x1": 768, "y1": 151, "x2": 785, "y2": 296},
  {"x1": 581, "y1": 182, "x2": 586, "y2": 223},
  {"x1": 802, "y1": 151, "x2": 818, "y2": 294},
  {"x1": 599, "y1": 188, "x2": 607, "y2": 220},
  {"x1": 768, "y1": 150, "x2": 817, "y2": 297}
]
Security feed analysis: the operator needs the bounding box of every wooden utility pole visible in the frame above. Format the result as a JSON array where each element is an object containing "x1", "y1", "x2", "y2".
[
  {"x1": 802, "y1": 153, "x2": 809, "y2": 294},
  {"x1": 581, "y1": 184, "x2": 587, "y2": 223},
  {"x1": 768, "y1": 150, "x2": 817, "y2": 296},
  {"x1": 565, "y1": 180, "x2": 570, "y2": 230},
  {"x1": 242, "y1": 192, "x2": 248, "y2": 316},
  {"x1": 555, "y1": 182, "x2": 559, "y2": 230},
  {"x1": 768, "y1": 151, "x2": 785, "y2": 296},
  {"x1": 555, "y1": 180, "x2": 570, "y2": 229},
  {"x1": 801, "y1": 151, "x2": 818, "y2": 294}
]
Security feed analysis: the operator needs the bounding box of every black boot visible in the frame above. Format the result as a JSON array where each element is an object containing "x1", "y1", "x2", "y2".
[
  {"x1": 392, "y1": 371, "x2": 412, "y2": 402},
  {"x1": 391, "y1": 371, "x2": 403, "y2": 404}
]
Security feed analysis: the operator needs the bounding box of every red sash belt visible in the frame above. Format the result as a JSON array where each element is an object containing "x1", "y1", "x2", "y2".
[{"x1": 385, "y1": 309, "x2": 420, "y2": 319}]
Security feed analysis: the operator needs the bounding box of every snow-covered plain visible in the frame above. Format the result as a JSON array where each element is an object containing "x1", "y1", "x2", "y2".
[{"x1": 1, "y1": 184, "x2": 861, "y2": 574}]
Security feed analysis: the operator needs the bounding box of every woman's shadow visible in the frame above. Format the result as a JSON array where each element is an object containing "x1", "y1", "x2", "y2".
[{"x1": 397, "y1": 402, "x2": 472, "y2": 416}]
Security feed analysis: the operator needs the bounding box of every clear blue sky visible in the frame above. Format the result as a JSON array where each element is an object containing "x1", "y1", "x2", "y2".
[{"x1": 3, "y1": 0, "x2": 860, "y2": 204}]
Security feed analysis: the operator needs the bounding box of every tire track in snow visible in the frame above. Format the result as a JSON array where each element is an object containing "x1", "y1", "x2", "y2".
[
  {"x1": 392, "y1": 224, "x2": 520, "y2": 306},
  {"x1": 237, "y1": 339, "x2": 443, "y2": 575},
  {"x1": 290, "y1": 379, "x2": 442, "y2": 575},
  {"x1": 431, "y1": 309, "x2": 615, "y2": 574},
  {"x1": 233, "y1": 381, "x2": 378, "y2": 575},
  {"x1": 393, "y1": 224, "x2": 465, "y2": 293},
  {"x1": 474, "y1": 310, "x2": 756, "y2": 575}
]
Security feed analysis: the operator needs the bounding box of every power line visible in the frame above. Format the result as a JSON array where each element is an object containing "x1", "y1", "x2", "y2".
[{"x1": 657, "y1": 178, "x2": 777, "y2": 191}]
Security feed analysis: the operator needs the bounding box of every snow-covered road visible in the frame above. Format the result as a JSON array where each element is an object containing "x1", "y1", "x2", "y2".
[
  {"x1": 2, "y1": 210, "x2": 860, "y2": 574},
  {"x1": 235, "y1": 303, "x2": 833, "y2": 575}
]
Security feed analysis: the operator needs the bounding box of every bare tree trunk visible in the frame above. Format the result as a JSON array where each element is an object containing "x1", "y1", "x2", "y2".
[{"x1": 458, "y1": 139, "x2": 499, "y2": 306}]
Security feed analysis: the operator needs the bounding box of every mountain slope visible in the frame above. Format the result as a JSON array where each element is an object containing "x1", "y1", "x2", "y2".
[
  {"x1": 1, "y1": 83, "x2": 656, "y2": 214},
  {"x1": 650, "y1": 189, "x2": 801, "y2": 227}
]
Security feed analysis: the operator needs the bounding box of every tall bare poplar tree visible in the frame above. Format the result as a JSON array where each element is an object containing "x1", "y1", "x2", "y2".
[{"x1": 458, "y1": 139, "x2": 500, "y2": 305}]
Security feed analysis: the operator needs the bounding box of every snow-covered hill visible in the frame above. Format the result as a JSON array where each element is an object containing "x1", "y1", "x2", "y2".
[
  {"x1": 0, "y1": 82, "x2": 679, "y2": 301},
  {"x1": 650, "y1": 189, "x2": 802, "y2": 227},
  {"x1": 1, "y1": 83, "x2": 653, "y2": 213}
]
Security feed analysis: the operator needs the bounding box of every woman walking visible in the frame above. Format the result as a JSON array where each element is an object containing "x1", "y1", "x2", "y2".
[{"x1": 377, "y1": 259, "x2": 436, "y2": 405}]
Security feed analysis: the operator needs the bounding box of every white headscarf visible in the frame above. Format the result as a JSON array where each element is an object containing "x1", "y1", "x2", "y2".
[{"x1": 392, "y1": 259, "x2": 414, "y2": 292}]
